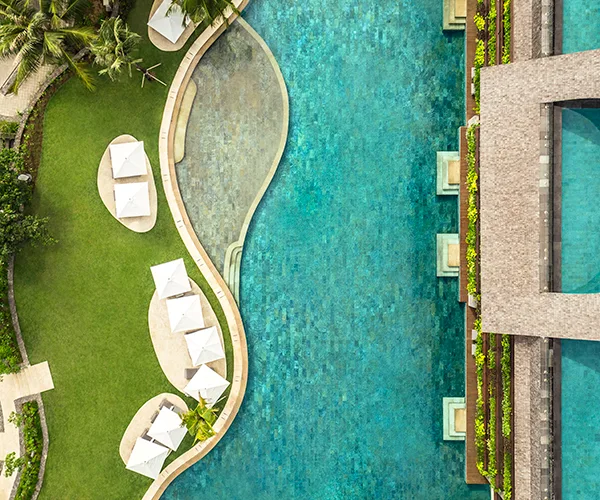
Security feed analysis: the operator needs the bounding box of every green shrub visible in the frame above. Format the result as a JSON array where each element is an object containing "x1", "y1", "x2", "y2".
[
  {"x1": 502, "y1": 0, "x2": 511, "y2": 64},
  {"x1": 473, "y1": 40, "x2": 485, "y2": 114},
  {"x1": 0, "y1": 148, "x2": 54, "y2": 263},
  {"x1": 466, "y1": 124, "x2": 479, "y2": 299},
  {"x1": 0, "y1": 147, "x2": 54, "y2": 375},
  {"x1": 3, "y1": 401, "x2": 43, "y2": 500},
  {"x1": 0, "y1": 264, "x2": 21, "y2": 375},
  {"x1": 501, "y1": 334, "x2": 511, "y2": 439},
  {"x1": 486, "y1": 334, "x2": 497, "y2": 484},
  {"x1": 0, "y1": 121, "x2": 19, "y2": 138},
  {"x1": 474, "y1": 12, "x2": 485, "y2": 32},
  {"x1": 488, "y1": 0, "x2": 497, "y2": 65},
  {"x1": 503, "y1": 452, "x2": 512, "y2": 500},
  {"x1": 487, "y1": 394, "x2": 497, "y2": 481},
  {"x1": 474, "y1": 317, "x2": 486, "y2": 474}
]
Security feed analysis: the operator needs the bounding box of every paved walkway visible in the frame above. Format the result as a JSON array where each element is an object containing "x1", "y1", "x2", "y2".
[
  {"x1": 0, "y1": 59, "x2": 54, "y2": 120},
  {"x1": 0, "y1": 362, "x2": 54, "y2": 500}
]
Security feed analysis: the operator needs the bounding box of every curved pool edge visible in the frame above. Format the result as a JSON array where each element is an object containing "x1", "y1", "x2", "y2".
[
  {"x1": 222, "y1": 17, "x2": 290, "y2": 300},
  {"x1": 145, "y1": 3, "x2": 250, "y2": 498}
]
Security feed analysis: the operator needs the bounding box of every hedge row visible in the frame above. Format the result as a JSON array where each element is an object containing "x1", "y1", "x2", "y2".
[{"x1": 466, "y1": 124, "x2": 479, "y2": 299}]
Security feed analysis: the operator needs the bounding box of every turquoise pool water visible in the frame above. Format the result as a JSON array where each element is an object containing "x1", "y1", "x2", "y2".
[
  {"x1": 561, "y1": 108, "x2": 600, "y2": 293},
  {"x1": 562, "y1": 339, "x2": 600, "y2": 498},
  {"x1": 562, "y1": 1, "x2": 600, "y2": 53},
  {"x1": 163, "y1": 1, "x2": 489, "y2": 498}
]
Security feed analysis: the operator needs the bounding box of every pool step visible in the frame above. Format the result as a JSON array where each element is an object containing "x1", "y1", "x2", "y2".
[
  {"x1": 437, "y1": 151, "x2": 460, "y2": 195},
  {"x1": 443, "y1": 397, "x2": 466, "y2": 440},
  {"x1": 223, "y1": 241, "x2": 243, "y2": 304},
  {"x1": 437, "y1": 233, "x2": 460, "y2": 277},
  {"x1": 443, "y1": 0, "x2": 466, "y2": 31}
]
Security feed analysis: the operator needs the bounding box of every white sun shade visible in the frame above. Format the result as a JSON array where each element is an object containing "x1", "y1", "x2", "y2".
[
  {"x1": 184, "y1": 364, "x2": 230, "y2": 406},
  {"x1": 147, "y1": 1, "x2": 190, "y2": 44},
  {"x1": 110, "y1": 141, "x2": 146, "y2": 179},
  {"x1": 125, "y1": 437, "x2": 169, "y2": 479},
  {"x1": 166, "y1": 295, "x2": 204, "y2": 333},
  {"x1": 184, "y1": 326, "x2": 225, "y2": 366},
  {"x1": 147, "y1": 407, "x2": 187, "y2": 451},
  {"x1": 114, "y1": 182, "x2": 151, "y2": 218},
  {"x1": 150, "y1": 258, "x2": 191, "y2": 299}
]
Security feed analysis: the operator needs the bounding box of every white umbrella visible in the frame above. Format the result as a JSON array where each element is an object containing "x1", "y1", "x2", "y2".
[
  {"x1": 150, "y1": 258, "x2": 191, "y2": 299},
  {"x1": 114, "y1": 182, "x2": 151, "y2": 218},
  {"x1": 147, "y1": 407, "x2": 187, "y2": 451},
  {"x1": 110, "y1": 141, "x2": 146, "y2": 178},
  {"x1": 184, "y1": 364, "x2": 230, "y2": 406},
  {"x1": 166, "y1": 295, "x2": 204, "y2": 333},
  {"x1": 125, "y1": 437, "x2": 169, "y2": 479},
  {"x1": 147, "y1": 1, "x2": 190, "y2": 44},
  {"x1": 184, "y1": 326, "x2": 225, "y2": 366}
]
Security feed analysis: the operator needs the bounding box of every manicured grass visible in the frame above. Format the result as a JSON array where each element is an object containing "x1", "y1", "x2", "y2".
[{"x1": 13, "y1": 2, "x2": 232, "y2": 498}]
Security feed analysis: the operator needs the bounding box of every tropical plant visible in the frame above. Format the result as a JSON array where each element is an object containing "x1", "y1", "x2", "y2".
[
  {"x1": 3, "y1": 402, "x2": 43, "y2": 499},
  {"x1": 0, "y1": 0, "x2": 96, "y2": 92},
  {"x1": 3, "y1": 452, "x2": 25, "y2": 477},
  {"x1": 170, "y1": 0, "x2": 238, "y2": 26},
  {"x1": 181, "y1": 398, "x2": 218, "y2": 443},
  {"x1": 90, "y1": 16, "x2": 141, "y2": 81}
]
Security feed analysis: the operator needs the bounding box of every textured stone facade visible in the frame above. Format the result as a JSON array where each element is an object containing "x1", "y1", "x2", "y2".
[{"x1": 480, "y1": 49, "x2": 600, "y2": 340}]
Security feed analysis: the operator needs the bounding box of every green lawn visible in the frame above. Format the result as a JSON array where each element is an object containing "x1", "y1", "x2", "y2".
[{"x1": 13, "y1": 2, "x2": 231, "y2": 498}]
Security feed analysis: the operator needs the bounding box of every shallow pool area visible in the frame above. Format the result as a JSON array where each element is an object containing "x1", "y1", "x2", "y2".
[
  {"x1": 561, "y1": 339, "x2": 600, "y2": 498},
  {"x1": 163, "y1": 0, "x2": 489, "y2": 498},
  {"x1": 562, "y1": 1, "x2": 600, "y2": 54},
  {"x1": 560, "y1": 108, "x2": 600, "y2": 293}
]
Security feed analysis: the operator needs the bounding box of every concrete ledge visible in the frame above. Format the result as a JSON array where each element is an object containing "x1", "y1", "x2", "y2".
[
  {"x1": 143, "y1": 1, "x2": 250, "y2": 498},
  {"x1": 97, "y1": 134, "x2": 157, "y2": 233}
]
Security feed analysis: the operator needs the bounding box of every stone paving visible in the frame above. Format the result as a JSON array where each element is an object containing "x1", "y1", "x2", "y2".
[
  {"x1": 0, "y1": 59, "x2": 54, "y2": 120},
  {"x1": 0, "y1": 362, "x2": 54, "y2": 500}
]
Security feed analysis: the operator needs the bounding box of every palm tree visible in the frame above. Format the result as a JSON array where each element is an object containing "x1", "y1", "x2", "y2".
[
  {"x1": 90, "y1": 17, "x2": 141, "y2": 81},
  {"x1": 170, "y1": 0, "x2": 238, "y2": 26},
  {"x1": 180, "y1": 398, "x2": 218, "y2": 443},
  {"x1": 0, "y1": 0, "x2": 96, "y2": 92}
]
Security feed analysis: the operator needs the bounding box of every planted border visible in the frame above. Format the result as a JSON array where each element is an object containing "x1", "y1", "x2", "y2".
[
  {"x1": 5, "y1": 400, "x2": 43, "y2": 500},
  {"x1": 466, "y1": 124, "x2": 479, "y2": 299},
  {"x1": 474, "y1": 317, "x2": 486, "y2": 473},
  {"x1": 488, "y1": 0, "x2": 497, "y2": 65},
  {"x1": 502, "y1": 0, "x2": 511, "y2": 64},
  {"x1": 501, "y1": 334, "x2": 513, "y2": 499}
]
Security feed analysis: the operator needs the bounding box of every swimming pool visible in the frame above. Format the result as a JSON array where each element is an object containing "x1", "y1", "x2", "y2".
[
  {"x1": 163, "y1": 0, "x2": 489, "y2": 498},
  {"x1": 560, "y1": 108, "x2": 600, "y2": 293},
  {"x1": 561, "y1": 339, "x2": 600, "y2": 498},
  {"x1": 562, "y1": 1, "x2": 600, "y2": 53}
]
